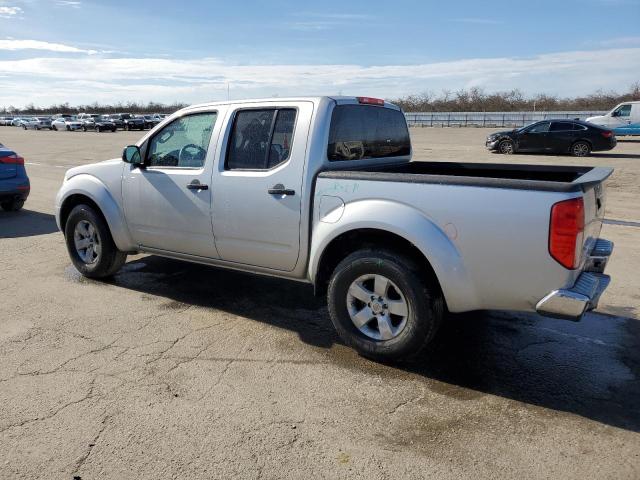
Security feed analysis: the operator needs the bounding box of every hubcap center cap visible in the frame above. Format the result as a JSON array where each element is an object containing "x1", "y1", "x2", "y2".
[{"x1": 371, "y1": 301, "x2": 384, "y2": 314}]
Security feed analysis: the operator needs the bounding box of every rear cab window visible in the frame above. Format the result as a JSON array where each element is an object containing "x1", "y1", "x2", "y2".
[{"x1": 328, "y1": 104, "x2": 410, "y2": 161}]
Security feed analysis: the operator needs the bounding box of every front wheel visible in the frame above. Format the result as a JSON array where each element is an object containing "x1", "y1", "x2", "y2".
[
  {"x1": 52, "y1": 125, "x2": 57, "y2": 131},
  {"x1": 327, "y1": 249, "x2": 444, "y2": 361},
  {"x1": 64, "y1": 204, "x2": 127, "y2": 278},
  {"x1": 498, "y1": 139, "x2": 515, "y2": 154},
  {"x1": 571, "y1": 141, "x2": 591, "y2": 157}
]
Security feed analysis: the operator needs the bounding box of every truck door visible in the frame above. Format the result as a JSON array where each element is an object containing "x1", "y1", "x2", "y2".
[
  {"x1": 610, "y1": 104, "x2": 632, "y2": 128},
  {"x1": 122, "y1": 110, "x2": 222, "y2": 258},
  {"x1": 211, "y1": 101, "x2": 313, "y2": 271}
]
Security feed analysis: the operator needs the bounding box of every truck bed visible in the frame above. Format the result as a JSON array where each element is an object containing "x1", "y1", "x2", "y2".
[{"x1": 319, "y1": 161, "x2": 613, "y2": 192}]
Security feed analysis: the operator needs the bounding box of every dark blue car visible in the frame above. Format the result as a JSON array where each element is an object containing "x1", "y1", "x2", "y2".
[{"x1": 0, "y1": 143, "x2": 29, "y2": 211}]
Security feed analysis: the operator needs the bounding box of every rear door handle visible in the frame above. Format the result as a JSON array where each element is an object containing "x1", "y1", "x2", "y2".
[
  {"x1": 187, "y1": 181, "x2": 208, "y2": 190},
  {"x1": 268, "y1": 184, "x2": 295, "y2": 196}
]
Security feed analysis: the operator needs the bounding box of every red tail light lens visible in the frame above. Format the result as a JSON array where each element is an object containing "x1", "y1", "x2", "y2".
[
  {"x1": 549, "y1": 197, "x2": 584, "y2": 269},
  {"x1": 357, "y1": 96, "x2": 385, "y2": 106},
  {"x1": 601, "y1": 130, "x2": 613, "y2": 138},
  {"x1": 0, "y1": 154, "x2": 24, "y2": 165}
]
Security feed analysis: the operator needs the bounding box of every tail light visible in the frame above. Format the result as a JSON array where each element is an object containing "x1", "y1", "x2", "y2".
[
  {"x1": 600, "y1": 130, "x2": 613, "y2": 138},
  {"x1": 0, "y1": 154, "x2": 24, "y2": 165},
  {"x1": 357, "y1": 97, "x2": 385, "y2": 106},
  {"x1": 549, "y1": 197, "x2": 584, "y2": 269}
]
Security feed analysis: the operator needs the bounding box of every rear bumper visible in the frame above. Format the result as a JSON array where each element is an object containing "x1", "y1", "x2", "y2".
[
  {"x1": 536, "y1": 239, "x2": 613, "y2": 321},
  {"x1": 0, "y1": 185, "x2": 30, "y2": 202}
]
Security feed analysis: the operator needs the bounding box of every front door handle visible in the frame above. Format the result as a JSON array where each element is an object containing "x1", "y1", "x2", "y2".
[
  {"x1": 187, "y1": 181, "x2": 208, "y2": 190},
  {"x1": 268, "y1": 183, "x2": 295, "y2": 196}
]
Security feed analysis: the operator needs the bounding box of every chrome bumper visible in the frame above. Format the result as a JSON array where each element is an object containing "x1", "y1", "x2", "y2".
[{"x1": 536, "y1": 239, "x2": 613, "y2": 321}]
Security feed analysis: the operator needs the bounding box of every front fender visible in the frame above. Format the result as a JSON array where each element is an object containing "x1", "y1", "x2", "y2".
[
  {"x1": 309, "y1": 199, "x2": 480, "y2": 312},
  {"x1": 55, "y1": 174, "x2": 136, "y2": 252}
]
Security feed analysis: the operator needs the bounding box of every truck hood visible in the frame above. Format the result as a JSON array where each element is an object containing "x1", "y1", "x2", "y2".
[
  {"x1": 64, "y1": 158, "x2": 122, "y2": 182},
  {"x1": 586, "y1": 114, "x2": 606, "y2": 123}
]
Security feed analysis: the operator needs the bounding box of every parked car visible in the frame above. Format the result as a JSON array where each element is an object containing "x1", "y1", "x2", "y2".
[
  {"x1": 80, "y1": 114, "x2": 117, "y2": 133},
  {"x1": 55, "y1": 96, "x2": 614, "y2": 361},
  {"x1": 102, "y1": 114, "x2": 124, "y2": 130},
  {"x1": 23, "y1": 117, "x2": 53, "y2": 130},
  {"x1": 486, "y1": 119, "x2": 616, "y2": 157},
  {"x1": 142, "y1": 115, "x2": 161, "y2": 129},
  {"x1": 587, "y1": 101, "x2": 640, "y2": 136},
  {"x1": 52, "y1": 117, "x2": 83, "y2": 131},
  {"x1": 110, "y1": 113, "x2": 145, "y2": 131},
  {"x1": 0, "y1": 117, "x2": 13, "y2": 126},
  {"x1": 0, "y1": 143, "x2": 29, "y2": 211},
  {"x1": 11, "y1": 118, "x2": 28, "y2": 127}
]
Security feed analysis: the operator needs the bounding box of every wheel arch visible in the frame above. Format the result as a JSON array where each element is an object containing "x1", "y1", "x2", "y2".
[
  {"x1": 309, "y1": 200, "x2": 480, "y2": 312},
  {"x1": 57, "y1": 175, "x2": 136, "y2": 252}
]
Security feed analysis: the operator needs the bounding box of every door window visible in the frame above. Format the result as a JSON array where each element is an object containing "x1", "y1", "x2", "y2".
[
  {"x1": 550, "y1": 122, "x2": 575, "y2": 132},
  {"x1": 527, "y1": 121, "x2": 550, "y2": 133},
  {"x1": 146, "y1": 112, "x2": 217, "y2": 168},
  {"x1": 614, "y1": 104, "x2": 632, "y2": 117},
  {"x1": 225, "y1": 108, "x2": 297, "y2": 170}
]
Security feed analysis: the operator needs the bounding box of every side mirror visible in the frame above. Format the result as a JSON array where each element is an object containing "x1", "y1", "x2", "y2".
[{"x1": 122, "y1": 145, "x2": 142, "y2": 165}]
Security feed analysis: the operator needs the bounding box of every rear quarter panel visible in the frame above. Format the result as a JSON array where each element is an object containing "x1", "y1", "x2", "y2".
[{"x1": 311, "y1": 176, "x2": 582, "y2": 313}]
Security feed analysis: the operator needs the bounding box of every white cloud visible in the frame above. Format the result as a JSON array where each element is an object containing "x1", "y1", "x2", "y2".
[
  {"x1": 0, "y1": 47, "x2": 638, "y2": 107},
  {"x1": 0, "y1": 38, "x2": 97, "y2": 54},
  {"x1": 0, "y1": 6, "x2": 22, "y2": 18},
  {"x1": 55, "y1": 0, "x2": 81, "y2": 7}
]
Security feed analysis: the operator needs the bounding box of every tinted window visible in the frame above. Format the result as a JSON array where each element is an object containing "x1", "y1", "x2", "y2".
[
  {"x1": 147, "y1": 112, "x2": 217, "y2": 168},
  {"x1": 614, "y1": 104, "x2": 632, "y2": 117},
  {"x1": 573, "y1": 123, "x2": 588, "y2": 131},
  {"x1": 550, "y1": 122, "x2": 575, "y2": 132},
  {"x1": 527, "y1": 122, "x2": 550, "y2": 133},
  {"x1": 226, "y1": 108, "x2": 296, "y2": 170},
  {"x1": 328, "y1": 105, "x2": 410, "y2": 161}
]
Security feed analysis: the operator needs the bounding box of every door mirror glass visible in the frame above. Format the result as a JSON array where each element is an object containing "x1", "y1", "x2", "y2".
[{"x1": 122, "y1": 145, "x2": 142, "y2": 165}]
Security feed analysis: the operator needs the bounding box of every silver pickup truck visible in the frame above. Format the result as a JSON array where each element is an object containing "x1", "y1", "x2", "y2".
[{"x1": 55, "y1": 96, "x2": 614, "y2": 361}]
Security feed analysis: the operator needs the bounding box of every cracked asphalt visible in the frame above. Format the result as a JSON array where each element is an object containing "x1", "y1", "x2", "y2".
[{"x1": 1, "y1": 128, "x2": 639, "y2": 479}]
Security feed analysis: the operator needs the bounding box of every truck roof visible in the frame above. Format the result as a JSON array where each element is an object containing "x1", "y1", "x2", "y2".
[{"x1": 181, "y1": 96, "x2": 401, "y2": 112}]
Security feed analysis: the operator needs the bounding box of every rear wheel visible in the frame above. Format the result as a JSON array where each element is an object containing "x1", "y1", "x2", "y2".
[
  {"x1": 1, "y1": 199, "x2": 25, "y2": 212},
  {"x1": 498, "y1": 139, "x2": 515, "y2": 154},
  {"x1": 327, "y1": 249, "x2": 443, "y2": 361},
  {"x1": 571, "y1": 141, "x2": 591, "y2": 157},
  {"x1": 64, "y1": 204, "x2": 127, "y2": 278},
  {"x1": 52, "y1": 125, "x2": 57, "y2": 131}
]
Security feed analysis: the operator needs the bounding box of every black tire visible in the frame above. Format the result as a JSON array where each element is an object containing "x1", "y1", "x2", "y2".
[
  {"x1": 126, "y1": 124, "x2": 131, "y2": 131},
  {"x1": 82, "y1": 126, "x2": 87, "y2": 132},
  {"x1": 112, "y1": 127, "x2": 116, "y2": 133},
  {"x1": 327, "y1": 249, "x2": 444, "y2": 361},
  {"x1": 1, "y1": 199, "x2": 25, "y2": 212},
  {"x1": 64, "y1": 204, "x2": 127, "y2": 278},
  {"x1": 23, "y1": 125, "x2": 27, "y2": 130},
  {"x1": 66, "y1": 125, "x2": 71, "y2": 131},
  {"x1": 52, "y1": 125, "x2": 57, "y2": 131},
  {"x1": 570, "y1": 141, "x2": 591, "y2": 157},
  {"x1": 96, "y1": 126, "x2": 101, "y2": 133},
  {"x1": 498, "y1": 139, "x2": 515, "y2": 154}
]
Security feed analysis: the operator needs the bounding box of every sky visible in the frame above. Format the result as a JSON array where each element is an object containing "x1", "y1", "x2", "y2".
[{"x1": 0, "y1": 0, "x2": 639, "y2": 107}]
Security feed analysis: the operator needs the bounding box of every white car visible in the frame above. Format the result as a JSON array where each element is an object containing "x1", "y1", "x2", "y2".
[{"x1": 52, "y1": 117, "x2": 83, "y2": 131}]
